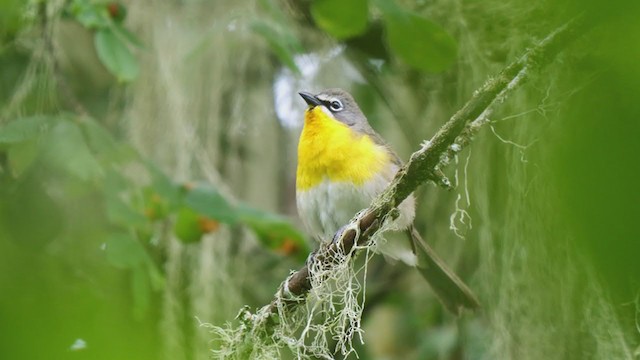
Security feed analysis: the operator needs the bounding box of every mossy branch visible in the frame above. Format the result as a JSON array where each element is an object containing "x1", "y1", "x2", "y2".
[{"x1": 236, "y1": 15, "x2": 586, "y2": 344}]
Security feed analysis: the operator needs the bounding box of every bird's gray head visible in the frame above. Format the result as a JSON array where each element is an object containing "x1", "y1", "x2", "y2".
[{"x1": 298, "y1": 88, "x2": 370, "y2": 130}]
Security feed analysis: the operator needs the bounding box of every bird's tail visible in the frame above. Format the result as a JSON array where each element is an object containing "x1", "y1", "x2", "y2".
[{"x1": 406, "y1": 226, "x2": 480, "y2": 315}]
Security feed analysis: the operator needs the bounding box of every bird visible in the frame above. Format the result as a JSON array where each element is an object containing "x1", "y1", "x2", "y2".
[{"x1": 295, "y1": 88, "x2": 479, "y2": 314}]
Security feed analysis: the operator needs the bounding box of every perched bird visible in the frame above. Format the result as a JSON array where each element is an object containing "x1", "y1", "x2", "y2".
[{"x1": 296, "y1": 88, "x2": 479, "y2": 314}]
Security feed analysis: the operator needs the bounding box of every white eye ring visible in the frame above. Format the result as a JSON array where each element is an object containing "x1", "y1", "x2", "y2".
[{"x1": 329, "y1": 99, "x2": 344, "y2": 112}]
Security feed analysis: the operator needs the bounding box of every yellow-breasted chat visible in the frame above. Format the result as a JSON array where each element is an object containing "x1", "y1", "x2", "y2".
[{"x1": 296, "y1": 88, "x2": 479, "y2": 314}]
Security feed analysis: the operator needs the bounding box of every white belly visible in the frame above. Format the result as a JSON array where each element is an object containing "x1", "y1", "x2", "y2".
[{"x1": 296, "y1": 172, "x2": 416, "y2": 243}]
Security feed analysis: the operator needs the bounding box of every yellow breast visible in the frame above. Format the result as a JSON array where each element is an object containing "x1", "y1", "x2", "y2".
[{"x1": 296, "y1": 107, "x2": 389, "y2": 191}]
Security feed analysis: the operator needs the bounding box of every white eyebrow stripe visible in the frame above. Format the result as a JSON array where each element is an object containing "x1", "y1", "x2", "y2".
[{"x1": 316, "y1": 94, "x2": 333, "y2": 102}]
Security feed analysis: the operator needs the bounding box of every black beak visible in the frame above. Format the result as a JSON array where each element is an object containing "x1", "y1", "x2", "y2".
[{"x1": 298, "y1": 91, "x2": 323, "y2": 107}]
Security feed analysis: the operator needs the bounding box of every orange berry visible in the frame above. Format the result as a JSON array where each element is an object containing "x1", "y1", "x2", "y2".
[
  {"x1": 198, "y1": 217, "x2": 220, "y2": 233},
  {"x1": 276, "y1": 238, "x2": 299, "y2": 256}
]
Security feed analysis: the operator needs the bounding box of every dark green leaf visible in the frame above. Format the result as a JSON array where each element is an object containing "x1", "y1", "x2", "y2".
[
  {"x1": 105, "y1": 233, "x2": 147, "y2": 269},
  {"x1": 94, "y1": 29, "x2": 139, "y2": 82},
  {"x1": 236, "y1": 203, "x2": 309, "y2": 261},
  {"x1": 184, "y1": 184, "x2": 237, "y2": 224},
  {"x1": 311, "y1": 0, "x2": 369, "y2": 39},
  {"x1": 0, "y1": 116, "x2": 51, "y2": 145},
  {"x1": 42, "y1": 120, "x2": 103, "y2": 180},
  {"x1": 378, "y1": 1, "x2": 458, "y2": 72}
]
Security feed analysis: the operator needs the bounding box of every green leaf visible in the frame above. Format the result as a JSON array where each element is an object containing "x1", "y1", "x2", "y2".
[
  {"x1": 378, "y1": 1, "x2": 458, "y2": 72},
  {"x1": 184, "y1": 184, "x2": 237, "y2": 224},
  {"x1": 0, "y1": 116, "x2": 51, "y2": 145},
  {"x1": 146, "y1": 163, "x2": 182, "y2": 210},
  {"x1": 94, "y1": 29, "x2": 139, "y2": 82},
  {"x1": 81, "y1": 117, "x2": 137, "y2": 164},
  {"x1": 251, "y1": 20, "x2": 302, "y2": 74},
  {"x1": 311, "y1": 0, "x2": 369, "y2": 39},
  {"x1": 80, "y1": 117, "x2": 118, "y2": 155},
  {"x1": 105, "y1": 233, "x2": 147, "y2": 269},
  {"x1": 107, "y1": 195, "x2": 148, "y2": 227},
  {"x1": 174, "y1": 206, "x2": 204, "y2": 244},
  {"x1": 111, "y1": 22, "x2": 144, "y2": 49},
  {"x1": 69, "y1": 0, "x2": 111, "y2": 29},
  {"x1": 7, "y1": 138, "x2": 39, "y2": 177},
  {"x1": 236, "y1": 203, "x2": 309, "y2": 261},
  {"x1": 42, "y1": 120, "x2": 103, "y2": 180}
]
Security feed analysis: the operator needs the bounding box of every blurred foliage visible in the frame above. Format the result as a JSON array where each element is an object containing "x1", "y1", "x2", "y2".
[
  {"x1": 309, "y1": 0, "x2": 458, "y2": 72},
  {"x1": 64, "y1": 0, "x2": 142, "y2": 81},
  {"x1": 311, "y1": 0, "x2": 369, "y2": 39},
  {"x1": 0, "y1": 4, "x2": 309, "y2": 358},
  {"x1": 0, "y1": 110, "x2": 308, "y2": 322},
  {"x1": 251, "y1": 0, "x2": 305, "y2": 74}
]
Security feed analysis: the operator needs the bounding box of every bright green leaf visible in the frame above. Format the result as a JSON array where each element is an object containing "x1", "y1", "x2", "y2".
[
  {"x1": 105, "y1": 233, "x2": 147, "y2": 269},
  {"x1": 94, "y1": 29, "x2": 139, "y2": 82},
  {"x1": 174, "y1": 206, "x2": 204, "y2": 244},
  {"x1": 311, "y1": 0, "x2": 369, "y2": 39},
  {"x1": 236, "y1": 203, "x2": 309, "y2": 261},
  {"x1": 184, "y1": 184, "x2": 237, "y2": 224},
  {"x1": 42, "y1": 121, "x2": 103, "y2": 180},
  {"x1": 379, "y1": 2, "x2": 458, "y2": 72},
  {"x1": 0, "y1": 116, "x2": 51, "y2": 145}
]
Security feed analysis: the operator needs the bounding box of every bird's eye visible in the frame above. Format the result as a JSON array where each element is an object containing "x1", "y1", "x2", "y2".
[{"x1": 329, "y1": 100, "x2": 344, "y2": 112}]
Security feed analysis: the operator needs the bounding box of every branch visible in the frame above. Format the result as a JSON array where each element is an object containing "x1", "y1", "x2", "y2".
[{"x1": 244, "y1": 15, "x2": 586, "y2": 338}]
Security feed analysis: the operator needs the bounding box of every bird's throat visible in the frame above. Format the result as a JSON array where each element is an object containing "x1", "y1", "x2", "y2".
[{"x1": 296, "y1": 107, "x2": 389, "y2": 191}]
